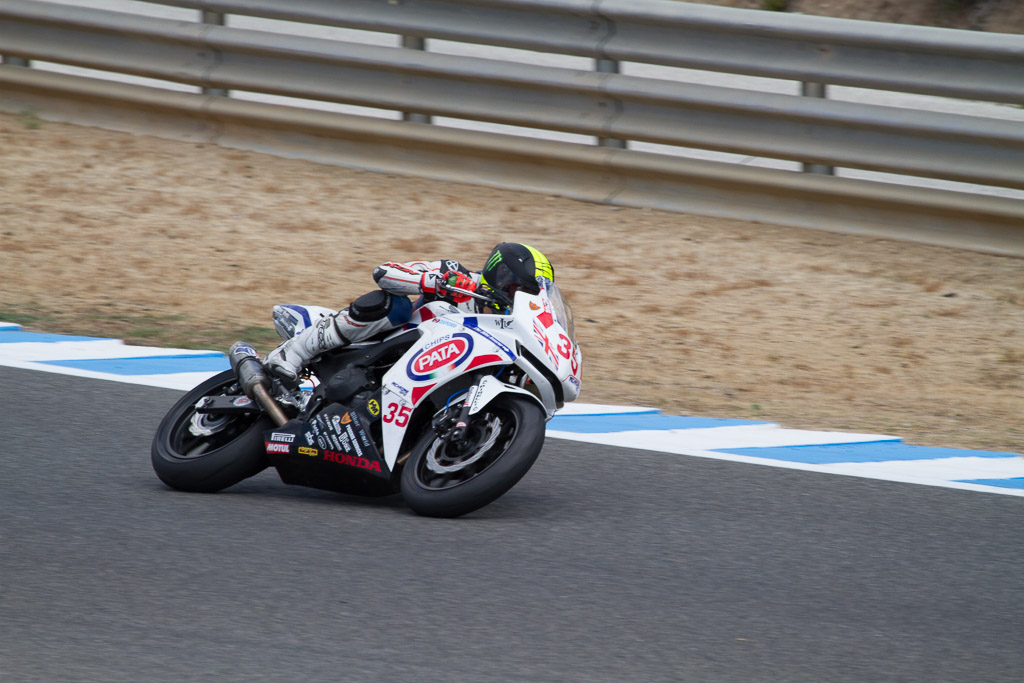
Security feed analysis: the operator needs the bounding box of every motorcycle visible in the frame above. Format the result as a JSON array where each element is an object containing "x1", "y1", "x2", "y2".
[{"x1": 151, "y1": 277, "x2": 582, "y2": 517}]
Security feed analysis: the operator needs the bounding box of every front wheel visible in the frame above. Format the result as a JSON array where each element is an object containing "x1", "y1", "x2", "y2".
[
  {"x1": 400, "y1": 394, "x2": 546, "y2": 518},
  {"x1": 151, "y1": 370, "x2": 272, "y2": 493}
]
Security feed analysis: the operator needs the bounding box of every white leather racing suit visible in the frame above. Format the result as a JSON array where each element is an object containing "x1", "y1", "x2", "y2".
[{"x1": 264, "y1": 258, "x2": 481, "y2": 385}]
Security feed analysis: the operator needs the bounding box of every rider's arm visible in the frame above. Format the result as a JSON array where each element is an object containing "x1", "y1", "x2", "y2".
[{"x1": 373, "y1": 259, "x2": 476, "y2": 297}]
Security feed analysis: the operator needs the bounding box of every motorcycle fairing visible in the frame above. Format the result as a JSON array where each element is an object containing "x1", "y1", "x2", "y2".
[
  {"x1": 467, "y1": 375, "x2": 539, "y2": 416},
  {"x1": 513, "y1": 282, "x2": 581, "y2": 403},
  {"x1": 376, "y1": 282, "x2": 580, "y2": 472},
  {"x1": 378, "y1": 304, "x2": 521, "y2": 469},
  {"x1": 264, "y1": 404, "x2": 391, "y2": 495}
]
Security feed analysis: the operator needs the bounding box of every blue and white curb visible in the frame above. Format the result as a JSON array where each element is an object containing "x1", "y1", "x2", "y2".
[
  {"x1": 0, "y1": 323, "x2": 227, "y2": 390},
  {"x1": 2, "y1": 323, "x2": 1022, "y2": 498},
  {"x1": 547, "y1": 410, "x2": 1024, "y2": 496}
]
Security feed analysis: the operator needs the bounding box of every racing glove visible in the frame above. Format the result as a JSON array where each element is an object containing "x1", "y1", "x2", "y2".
[{"x1": 440, "y1": 270, "x2": 477, "y2": 303}]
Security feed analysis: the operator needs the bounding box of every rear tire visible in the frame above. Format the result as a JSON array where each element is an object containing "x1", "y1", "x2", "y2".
[
  {"x1": 151, "y1": 370, "x2": 272, "y2": 493},
  {"x1": 400, "y1": 394, "x2": 546, "y2": 518}
]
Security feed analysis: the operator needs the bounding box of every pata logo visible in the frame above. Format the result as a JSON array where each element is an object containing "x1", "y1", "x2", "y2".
[
  {"x1": 415, "y1": 340, "x2": 466, "y2": 374},
  {"x1": 407, "y1": 333, "x2": 474, "y2": 380}
]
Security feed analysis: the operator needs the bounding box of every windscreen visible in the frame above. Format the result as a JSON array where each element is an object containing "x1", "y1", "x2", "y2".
[{"x1": 542, "y1": 280, "x2": 575, "y2": 341}]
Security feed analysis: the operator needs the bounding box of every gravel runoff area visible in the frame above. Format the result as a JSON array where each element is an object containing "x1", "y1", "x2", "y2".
[{"x1": 1, "y1": 106, "x2": 1022, "y2": 454}]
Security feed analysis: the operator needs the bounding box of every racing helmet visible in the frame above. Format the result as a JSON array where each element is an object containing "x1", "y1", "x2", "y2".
[{"x1": 480, "y1": 242, "x2": 554, "y2": 302}]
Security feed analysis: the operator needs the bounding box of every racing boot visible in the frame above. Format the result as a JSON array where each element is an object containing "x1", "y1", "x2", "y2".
[{"x1": 264, "y1": 314, "x2": 347, "y2": 387}]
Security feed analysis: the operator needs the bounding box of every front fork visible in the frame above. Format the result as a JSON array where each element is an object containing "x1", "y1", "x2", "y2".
[{"x1": 446, "y1": 384, "x2": 479, "y2": 442}]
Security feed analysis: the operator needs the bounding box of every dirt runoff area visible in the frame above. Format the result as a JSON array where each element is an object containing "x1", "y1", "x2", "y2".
[
  {"x1": 1, "y1": 111, "x2": 1022, "y2": 453},
  {"x1": 700, "y1": 0, "x2": 1024, "y2": 34}
]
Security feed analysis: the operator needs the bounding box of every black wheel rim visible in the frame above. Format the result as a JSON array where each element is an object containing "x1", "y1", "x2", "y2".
[
  {"x1": 413, "y1": 406, "x2": 518, "y2": 491},
  {"x1": 166, "y1": 380, "x2": 261, "y2": 461}
]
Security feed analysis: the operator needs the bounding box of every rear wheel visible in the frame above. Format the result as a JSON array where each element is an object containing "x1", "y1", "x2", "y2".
[
  {"x1": 400, "y1": 394, "x2": 546, "y2": 518},
  {"x1": 151, "y1": 370, "x2": 272, "y2": 492}
]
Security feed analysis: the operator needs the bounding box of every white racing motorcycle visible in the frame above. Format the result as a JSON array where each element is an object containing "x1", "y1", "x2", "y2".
[{"x1": 151, "y1": 278, "x2": 582, "y2": 518}]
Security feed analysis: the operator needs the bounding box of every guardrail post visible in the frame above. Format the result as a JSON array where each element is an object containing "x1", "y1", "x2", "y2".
[
  {"x1": 200, "y1": 11, "x2": 229, "y2": 97},
  {"x1": 401, "y1": 36, "x2": 432, "y2": 124},
  {"x1": 801, "y1": 82, "x2": 834, "y2": 175},
  {"x1": 595, "y1": 58, "x2": 626, "y2": 149}
]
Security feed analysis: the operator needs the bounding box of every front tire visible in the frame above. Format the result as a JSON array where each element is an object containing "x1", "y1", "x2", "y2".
[
  {"x1": 400, "y1": 394, "x2": 546, "y2": 518},
  {"x1": 151, "y1": 370, "x2": 272, "y2": 493}
]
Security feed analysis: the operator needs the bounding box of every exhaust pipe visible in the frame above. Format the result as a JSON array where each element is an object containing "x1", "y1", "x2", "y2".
[{"x1": 229, "y1": 341, "x2": 288, "y2": 427}]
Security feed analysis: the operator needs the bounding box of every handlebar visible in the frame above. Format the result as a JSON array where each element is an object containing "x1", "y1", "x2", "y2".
[{"x1": 436, "y1": 279, "x2": 513, "y2": 310}]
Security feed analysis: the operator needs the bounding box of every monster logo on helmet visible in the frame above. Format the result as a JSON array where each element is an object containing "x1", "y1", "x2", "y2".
[{"x1": 480, "y1": 243, "x2": 554, "y2": 305}]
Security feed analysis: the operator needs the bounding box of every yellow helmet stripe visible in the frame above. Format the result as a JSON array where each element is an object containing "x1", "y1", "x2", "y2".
[{"x1": 523, "y1": 244, "x2": 554, "y2": 281}]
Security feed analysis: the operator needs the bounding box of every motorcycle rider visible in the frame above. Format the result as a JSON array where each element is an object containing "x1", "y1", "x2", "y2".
[{"x1": 264, "y1": 242, "x2": 555, "y2": 387}]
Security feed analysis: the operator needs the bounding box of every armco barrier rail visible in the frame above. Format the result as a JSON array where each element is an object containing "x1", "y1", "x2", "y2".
[{"x1": 1, "y1": 0, "x2": 1023, "y2": 255}]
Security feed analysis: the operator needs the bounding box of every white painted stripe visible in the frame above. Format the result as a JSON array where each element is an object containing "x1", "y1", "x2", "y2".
[
  {"x1": 817, "y1": 456, "x2": 1024, "y2": 486},
  {"x1": 549, "y1": 403, "x2": 659, "y2": 416},
  {"x1": 0, "y1": 339, "x2": 222, "y2": 362},
  {"x1": 0, "y1": 358, "x2": 222, "y2": 390},
  {"x1": 546, "y1": 424, "x2": 898, "y2": 451}
]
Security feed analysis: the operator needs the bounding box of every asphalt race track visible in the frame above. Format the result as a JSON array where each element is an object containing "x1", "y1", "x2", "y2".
[{"x1": 2, "y1": 365, "x2": 1023, "y2": 682}]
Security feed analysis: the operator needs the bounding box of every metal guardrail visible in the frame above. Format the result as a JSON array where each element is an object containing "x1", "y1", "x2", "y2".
[
  {"x1": 3, "y1": 0, "x2": 1023, "y2": 189},
  {"x1": 151, "y1": 0, "x2": 1024, "y2": 104},
  {"x1": 1, "y1": 0, "x2": 1023, "y2": 254}
]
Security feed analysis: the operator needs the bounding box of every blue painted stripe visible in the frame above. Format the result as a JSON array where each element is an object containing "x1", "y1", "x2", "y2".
[
  {"x1": 956, "y1": 477, "x2": 1024, "y2": 490},
  {"x1": 0, "y1": 331, "x2": 116, "y2": 343},
  {"x1": 38, "y1": 354, "x2": 230, "y2": 375},
  {"x1": 716, "y1": 441, "x2": 1018, "y2": 464},
  {"x1": 548, "y1": 413, "x2": 768, "y2": 433},
  {"x1": 0, "y1": 323, "x2": 23, "y2": 331},
  {"x1": 563, "y1": 409, "x2": 661, "y2": 418}
]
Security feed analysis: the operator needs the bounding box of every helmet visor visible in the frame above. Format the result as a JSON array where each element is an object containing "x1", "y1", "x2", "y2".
[{"x1": 486, "y1": 261, "x2": 540, "y2": 296}]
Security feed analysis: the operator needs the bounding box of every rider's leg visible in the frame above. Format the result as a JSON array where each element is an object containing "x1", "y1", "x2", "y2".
[{"x1": 264, "y1": 291, "x2": 412, "y2": 385}]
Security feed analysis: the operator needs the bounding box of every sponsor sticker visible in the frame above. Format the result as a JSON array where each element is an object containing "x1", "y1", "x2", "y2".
[
  {"x1": 407, "y1": 332, "x2": 474, "y2": 381},
  {"x1": 367, "y1": 399, "x2": 381, "y2": 416},
  {"x1": 462, "y1": 319, "x2": 515, "y2": 358},
  {"x1": 270, "y1": 432, "x2": 295, "y2": 443},
  {"x1": 323, "y1": 450, "x2": 382, "y2": 472},
  {"x1": 298, "y1": 446, "x2": 319, "y2": 457},
  {"x1": 346, "y1": 426, "x2": 364, "y2": 457},
  {"x1": 467, "y1": 385, "x2": 483, "y2": 413},
  {"x1": 265, "y1": 442, "x2": 290, "y2": 454},
  {"x1": 232, "y1": 396, "x2": 253, "y2": 407}
]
